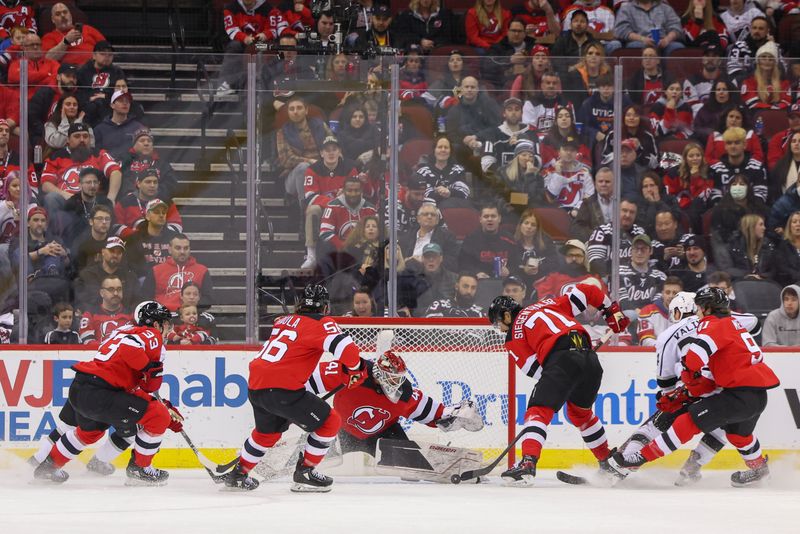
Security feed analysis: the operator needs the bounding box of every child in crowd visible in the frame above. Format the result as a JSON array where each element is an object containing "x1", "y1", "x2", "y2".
[
  {"x1": 166, "y1": 304, "x2": 215, "y2": 345},
  {"x1": 43, "y1": 302, "x2": 80, "y2": 344}
]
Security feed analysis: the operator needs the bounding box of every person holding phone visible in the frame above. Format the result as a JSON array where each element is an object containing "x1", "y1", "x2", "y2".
[{"x1": 42, "y1": 3, "x2": 107, "y2": 65}]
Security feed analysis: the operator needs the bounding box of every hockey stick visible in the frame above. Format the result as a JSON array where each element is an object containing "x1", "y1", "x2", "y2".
[
  {"x1": 458, "y1": 330, "x2": 616, "y2": 484},
  {"x1": 153, "y1": 392, "x2": 232, "y2": 482}
]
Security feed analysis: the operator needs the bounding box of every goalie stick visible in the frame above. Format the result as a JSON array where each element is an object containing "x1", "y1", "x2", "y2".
[{"x1": 456, "y1": 329, "x2": 615, "y2": 484}]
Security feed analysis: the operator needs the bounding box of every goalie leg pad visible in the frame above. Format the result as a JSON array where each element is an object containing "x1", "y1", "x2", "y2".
[{"x1": 375, "y1": 439, "x2": 483, "y2": 483}]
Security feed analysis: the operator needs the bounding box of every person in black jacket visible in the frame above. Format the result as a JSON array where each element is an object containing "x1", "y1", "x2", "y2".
[
  {"x1": 28, "y1": 63, "x2": 78, "y2": 148},
  {"x1": 482, "y1": 18, "x2": 536, "y2": 89},
  {"x1": 76, "y1": 40, "x2": 126, "y2": 127},
  {"x1": 399, "y1": 202, "x2": 460, "y2": 272},
  {"x1": 393, "y1": 0, "x2": 455, "y2": 53},
  {"x1": 457, "y1": 204, "x2": 523, "y2": 279},
  {"x1": 414, "y1": 136, "x2": 470, "y2": 205},
  {"x1": 770, "y1": 210, "x2": 800, "y2": 287},
  {"x1": 709, "y1": 173, "x2": 771, "y2": 264},
  {"x1": 550, "y1": 8, "x2": 596, "y2": 72},
  {"x1": 337, "y1": 104, "x2": 379, "y2": 162},
  {"x1": 718, "y1": 213, "x2": 776, "y2": 281}
]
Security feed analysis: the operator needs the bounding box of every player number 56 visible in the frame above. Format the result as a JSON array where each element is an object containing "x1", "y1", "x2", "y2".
[{"x1": 257, "y1": 329, "x2": 298, "y2": 362}]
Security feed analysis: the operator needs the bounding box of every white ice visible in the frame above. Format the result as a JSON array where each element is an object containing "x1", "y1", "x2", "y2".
[{"x1": 2, "y1": 458, "x2": 799, "y2": 534}]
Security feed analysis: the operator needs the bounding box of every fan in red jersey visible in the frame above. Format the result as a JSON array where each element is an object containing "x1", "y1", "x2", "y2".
[
  {"x1": 34, "y1": 301, "x2": 183, "y2": 486},
  {"x1": 488, "y1": 283, "x2": 629, "y2": 485},
  {"x1": 222, "y1": 284, "x2": 368, "y2": 493},
  {"x1": 610, "y1": 287, "x2": 780, "y2": 487},
  {"x1": 305, "y1": 351, "x2": 484, "y2": 461}
]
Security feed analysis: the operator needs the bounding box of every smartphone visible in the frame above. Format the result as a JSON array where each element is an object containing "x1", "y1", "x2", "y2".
[{"x1": 75, "y1": 23, "x2": 83, "y2": 32}]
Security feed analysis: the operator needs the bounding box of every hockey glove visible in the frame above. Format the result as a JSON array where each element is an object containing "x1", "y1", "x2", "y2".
[
  {"x1": 601, "y1": 301, "x2": 630, "y2": 333},
  {"x1": 343, "y1": 360, "x2": 368, "y2": 389},
  {"x1": 140, "y1": 360, "x2": 164, "y2": 393},
  {"x1": 162, "y1": 399, "x2": 184, "y2": 433},
  {"x1": 680, "y1": 369, "x2": 717, "y2": 398},
  {"x1": 437, "y1": 400, "x2": 485, "y2": 432},
  {"x1": 655, "y1": 387, "x2": 691, "y2": 413}
]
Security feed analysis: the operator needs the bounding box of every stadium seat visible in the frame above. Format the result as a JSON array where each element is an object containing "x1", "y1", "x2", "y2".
[
  {"x1": 533, "y1": 207, "x2": 572, "y2": 242},
  {"x1": 659, "y1": 139, "x2": 691, "y2": 157},
  {"x1": 754, "y1": 110, "x2": 789, "y2": 139},
  {"x1": 669, "y1": 0, "x2": 692, "y2": 15},
  {"x1": 401, "y1": 104, "x2": 435, "y2": 139},
  {"x1": 732, "y1": 279, "x2": 783, "y2": 318},
  {"x1": 399, "y1": 138, "x2": 434, "y2": 180},
  {"x1": 274, "y1": 103, "x2": 326, "y2": 130},
  {"x1": 664, "y1": 48, "x2": 704, "y2": 81},
  {"x1": 475, "y1": 278, "x2": 503, "y2": 310},
  {"x1": 441, "y1": 206, "x2": 480, "y2": 240}
]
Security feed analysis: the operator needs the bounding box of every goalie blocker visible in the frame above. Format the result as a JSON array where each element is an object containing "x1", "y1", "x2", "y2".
[{"x1": 306, "y1": 350, "x2": 484, "y2": 479}]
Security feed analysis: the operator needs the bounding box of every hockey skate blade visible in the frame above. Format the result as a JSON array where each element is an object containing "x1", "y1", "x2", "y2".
[
  {"x1": 290, "y1": 482, "x2": 332, "y2": 493},
  {"x1": 124, "y1": 477, "x2": 168, "y2": 487},
  {"x1": 501, "y1": 474, "x2": 535, "y2": 487},
  {"x1": 674, "y1": 473, "x2": 701, "y2": 487},
  {"x1": 731, "y1": 474, "x2": 770, "y2": 488}
]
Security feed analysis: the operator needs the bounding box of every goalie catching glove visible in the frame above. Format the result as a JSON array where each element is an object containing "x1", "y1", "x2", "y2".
[
  {"x1": 161, "y1": 399, "x2": 184, "y2": 433},
  {"x1": 600, "y1": 301, "x2": 630, "y2": 333},
  {"x1": 436, "y1": 400, "x2": 484, "y2": 432}
]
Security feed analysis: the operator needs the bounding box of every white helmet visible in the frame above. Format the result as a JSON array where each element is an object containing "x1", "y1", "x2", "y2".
[{"x1": 669, "y1": 291, "x2": 696, "y2": 322}]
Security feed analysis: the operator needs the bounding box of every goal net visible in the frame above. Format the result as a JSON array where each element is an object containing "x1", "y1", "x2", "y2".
[{"x1": 337, "y1": 317, "x2": 514, "y2": 465}]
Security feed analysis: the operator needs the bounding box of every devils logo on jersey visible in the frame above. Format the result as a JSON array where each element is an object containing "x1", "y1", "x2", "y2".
[
  {"x1": 347, "y1": 406, "x2": 392, "y2": 434},
  {"x1": 60, "y1": 165, "x2": 84, "y2": 193},
  {"x1": 92, "y1": 71, "x2": 110, "y2": 89},
  {"x1": 166, "y1": 270, "x2": 195, "y2": 297}
]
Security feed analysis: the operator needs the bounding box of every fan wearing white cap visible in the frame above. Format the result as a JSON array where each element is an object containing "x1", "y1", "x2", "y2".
[{"x1": 92, "y1": 88, "x2": 145, "y2": 159}]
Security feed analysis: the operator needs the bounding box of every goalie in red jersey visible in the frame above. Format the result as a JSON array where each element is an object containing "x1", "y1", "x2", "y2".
[
  {"x1": 306, "y1": 351, "x2": 484, "y2": 464},
  {"x1": 609, "y1": 287, "x2": 780, "y2": 487},
  {"x1": 488, "y1": 283, "x2": 630, "y2": 486},
  {"x1": 33, "y1": 301, "x2": 182, "y2": 486},
  {"x1": 223, "y1": 284, "x2": 368, "y2": 493}
]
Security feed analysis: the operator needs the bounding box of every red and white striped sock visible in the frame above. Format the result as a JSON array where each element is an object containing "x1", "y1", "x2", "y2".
[
  {"x1": 519, "y1": 406, "x2": 555, "y2": 459},
  {"x1": 238, "y1": 431, "x2": 281, "y2": 473}
]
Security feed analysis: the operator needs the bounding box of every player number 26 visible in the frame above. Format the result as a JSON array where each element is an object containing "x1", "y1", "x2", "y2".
[{"x1": 257, "y1": 329, "x2": 298, "y2": 362}]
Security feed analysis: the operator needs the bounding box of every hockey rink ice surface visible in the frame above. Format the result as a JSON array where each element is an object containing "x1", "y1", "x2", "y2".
[{"x1": 2, "y1": 460, "x2": 799, "y2": 533}]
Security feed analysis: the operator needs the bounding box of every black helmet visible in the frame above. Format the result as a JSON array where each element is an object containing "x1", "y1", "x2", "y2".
[
  {"x1": 300, "y1": 284, "x2": 329, "y2": 312},
  {"x1": 694, "y1": 286, "x2": 730, "y2": 314},
  {"x1": 134, "y1": 300, "x2": 172, "y2": 327},
  {"x1": 488, "y1": 295, "x2": 522, "y2": 325}
]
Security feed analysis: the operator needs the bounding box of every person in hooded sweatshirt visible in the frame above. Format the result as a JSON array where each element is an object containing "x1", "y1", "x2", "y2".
[
  {"x1": 577, "y1": 73, "x2": 631, "y2": 154},
  {"x1": 761, "y1": 284, "x2": 800, "y2": 346}
]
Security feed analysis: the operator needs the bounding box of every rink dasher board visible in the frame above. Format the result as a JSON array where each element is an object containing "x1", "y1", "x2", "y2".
[{"x1": 1, "y1": 347, "x2": 799, "y2": 469}]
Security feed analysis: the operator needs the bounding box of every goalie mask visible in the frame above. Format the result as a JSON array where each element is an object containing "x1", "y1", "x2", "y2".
[{"x1": 372, "y1": 351, "x2": 407, "y2": 403}]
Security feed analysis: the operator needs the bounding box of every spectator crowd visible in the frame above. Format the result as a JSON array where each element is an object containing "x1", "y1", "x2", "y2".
[{"x1": 1, "y1": 0, "x2": 800, "y2": 346}]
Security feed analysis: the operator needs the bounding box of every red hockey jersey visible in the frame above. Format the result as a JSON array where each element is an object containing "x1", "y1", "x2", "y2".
[
  {"x1": 41, "y1": 148, "x2": 120, "y2": 195},
  {"x1": 78, "y1": 306, "x2": 134, "y2": 345},
  {"x1": 151, "y1": 256, "x2": 211, "y2": 312},
  {"x1": 533, "y1": 272, "x2": 606, "y2": 300},
  {"x1": 319, "y1": 195, "x2": 377, "y2": 249},
  {"x1": 681, "y1": 314, "x2": 780, "y2": 390},
  {"x1": 73, "y1": 324, "x2": 165, "y2": 392},
  {"x1": 249, "y1": 313, "x2": 361, "y2": 390},
  {"x1": 306, "y1": 360, "x2": 445, "y2": 440},
  {"x1": 223, "y1": 0, "x2": 290, "y2": 43},
  {"x1": 302, "y1": 159, "x2": 359, "y2": 206},
  {"x1": 0, "y1": 4, "x2": 36, "y2": 38},
  {"x1": 505, "y1": 283, "x2": 611, "y2": 376},
  {"x1": 114, "y1": 193, "x2": 182, "y2": 238}
]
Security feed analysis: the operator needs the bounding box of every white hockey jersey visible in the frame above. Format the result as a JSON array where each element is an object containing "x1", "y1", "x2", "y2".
[{"x1": 654, "y1": 312, "x2": 759, "y2": 391}]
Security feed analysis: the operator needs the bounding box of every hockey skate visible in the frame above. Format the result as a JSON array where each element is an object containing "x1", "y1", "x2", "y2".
[
  {"x1": 501, "y1": 455, "x2": 537, "y2": 486},
  {"x1": 222, "y1": 464, "x2": 260, "y2": 491},
  {"x1": 598, "y1": 449, "x2": 628, "y2": 483},
  {"x1": 731, "y1": 456, "x2": 770, "y2": 488},
  {"x1": 32, "y1": 457, "x2": 69, "y2": 484},
  {"x1": 125, "y1": 456, "x2": 169, "y2": 487},
  {"x1": 607, "y1": 449, "x2": 646, "y2": 478},
  {"x1": 675, "y1": 451, "x2": 702, "y2": 487},
  {"x1": 86, "y1": 456, "x2": 115, "y2": 476},
  {"x1": 291, "y1": 455, "x2": 333, "y2": 493}
]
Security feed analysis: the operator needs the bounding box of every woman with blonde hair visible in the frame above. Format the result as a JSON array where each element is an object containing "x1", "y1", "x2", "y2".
[
  {"x1": 722, "y1": 213, "x2": 775, "y2": 280},
  {"x1": 343, "y1": 215, "x2": 382, "y2": 273},
  {"x1": 741, "y1": 41, "x2": 790, "y2": 110},
  {"x1": 682, "y1": 0, "x2": 728, "y2": 49},
  {"x1": 663, "y1": 142, "x2": 712, "y2": 231},
  {"x1": 465, "y1": 0, "x2": 510, "y2": 50},
  {"x1": 571, "y1": 42, "x2": 610, "y2": 95}
]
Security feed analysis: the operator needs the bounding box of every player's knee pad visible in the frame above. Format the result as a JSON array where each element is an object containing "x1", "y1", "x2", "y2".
[
  {"x1": 315, "y1": 408, "x2": 342, "y2": 438},
  {"x1": 251, "y1": 431, "x2": 282, "y2": 448},
  {"x1": 138, "y1": 400, "x2": 171, "y2": 435},
  {"x1": 566, "y1": 402, "x2": 594, "y2": 427},
  {"x1": 75, "y1": 428, "x2": 106, "y2": 446}
]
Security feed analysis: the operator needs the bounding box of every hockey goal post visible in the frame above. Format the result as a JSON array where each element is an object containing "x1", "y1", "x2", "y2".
[{"x1": 336, "y1": 317, "x2": 517, "y2": 467}]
